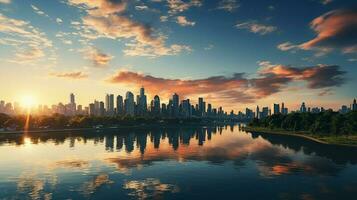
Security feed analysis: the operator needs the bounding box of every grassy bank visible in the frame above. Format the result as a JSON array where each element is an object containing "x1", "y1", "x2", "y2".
[{"x1": 243, "y1": 126, "x2": 357, "y2": 147}]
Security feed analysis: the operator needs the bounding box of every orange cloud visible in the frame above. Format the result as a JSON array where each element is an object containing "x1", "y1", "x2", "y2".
[
  {"x1": 50, "y1": 71, "x2": 88, "y2": 79},
  {"x1": 300, "y1": 9, "x2": 357, "y2": 54}
]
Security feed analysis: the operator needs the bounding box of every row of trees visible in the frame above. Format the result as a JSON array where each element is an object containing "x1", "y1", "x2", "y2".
[
  {"x1": 0, "y1": 113, "x2": 225, "y2": 130},
  {"x1": 248, "y1": 111, "x2": 357, "y2": 135}
]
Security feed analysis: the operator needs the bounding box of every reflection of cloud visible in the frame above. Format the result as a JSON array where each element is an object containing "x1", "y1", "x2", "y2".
[
  {"x1": 123, "y1": 178, "x2": 179, "y2": 200},
  {"x1": 53, "y1": 159, "x2": 90, "y2": 169},
  {"x1": 79, "y1": 174, "x2": 113, "y2": 197},
  {"x1": 16, "y1": 171, "x2": 57, "y2": 200}
]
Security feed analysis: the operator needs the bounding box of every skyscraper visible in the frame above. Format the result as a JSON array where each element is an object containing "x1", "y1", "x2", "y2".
[
  {"x1": 172, "y1": 93, "x2": 179, "y2": 117},
  {"x1": 125, "y1": 91, "x2": 135, "y2": 116},
  {"x1": 273, "y1": 103, "x2": 280, "y2": 115},
  {"x1": 153, "y1": 95, "x2": 160, "y2": 115},
  {"x1": 198, "y1": 97, "x2": 206, "y2": 116},
  {"x1": 353, "y1": 99, "x2": 357, "y2": 111},
  {"x1": 256, "y1": 106, "x2": 260, "y2": 119},
  {"x1": 69, "y1": 93, "x2": 76, "y2": 115},
  {"x1": 137, "y1": 87, "x2": 147, "y2": 116},
  {"x1": 300, "y1": 102, "x2": 307, "y2": 113},
  {"x1": 105, "y1": 94, "x2": 114, "y2": 115},
  {"x1": 116, "y1": 95, "x2": 123, "y2": 115}
]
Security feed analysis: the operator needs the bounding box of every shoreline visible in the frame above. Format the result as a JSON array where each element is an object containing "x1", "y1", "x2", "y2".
[
  {"x1": 0, "y1": 123, "x2": 231, "y2": 135},
  {"x1": 243, "y1": 126, "x2": 357, "y2": 148}
]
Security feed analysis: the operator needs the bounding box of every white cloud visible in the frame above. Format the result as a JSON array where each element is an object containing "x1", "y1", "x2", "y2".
[
  {"x1": 235, "y1": 21, "x2": 277, "y2": 35},
  {"x1": 56, "y1": 18, "x2": 63, "y2": 24},
  {"x1": 0, "y1": 0, "x2": 11, "y2": 4},
  {"x1": 277, "y1": 42, "x2": 298, "y2": 51},
  {"x1": 217, "y1": 0, "x2": 239, "y2": 12},
  {"x1": 31, "y1": 5, "x2": 50, "y2": 18}
]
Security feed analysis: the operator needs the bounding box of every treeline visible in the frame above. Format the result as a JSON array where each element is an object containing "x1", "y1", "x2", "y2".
[
  {"x1": 0, "y1": 113, "x2": 227, "y2": 131},
  {"x1": 248, "y1": 110, "x2": 357, "y2": 135}
]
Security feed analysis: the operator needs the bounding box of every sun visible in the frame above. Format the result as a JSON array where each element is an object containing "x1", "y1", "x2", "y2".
[{"x1": 21, "y1": 95, "x2": 37, "y2": 108}]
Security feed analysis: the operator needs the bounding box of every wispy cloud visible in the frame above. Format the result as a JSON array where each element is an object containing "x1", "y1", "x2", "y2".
[
  {"x1": 0, "y1": 13, "x2": 54, "y2": 65},
  {"x1": 50, "y1": 71, "x2": 88, "y2": 79},
  {"x1": 80, "y1": 47, "x2": 114, "y2": 67},
  {"x1": 0, "y1": 0, "x2": 10, "y2": 4},
  {"x1": 31, "y1": 4, "x2": 50, "y2": 18},
  {"x1": 167, "y1": 0, "x2": 203, "y2": 15},
  {"x1": 217, "y1": 0, "x2": 239, "y2": 12},
  {"x1": 176, "y1": 16, "x2": 195, "y2": 26},
  {"x1": 235, "y1": 21, "x2": 277, "y2": 35}
]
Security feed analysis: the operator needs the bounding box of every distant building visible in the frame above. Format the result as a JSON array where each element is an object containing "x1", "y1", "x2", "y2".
[
  {"x1": 172, "y1": 93, "x2": 179, "y2": 117},
  {"x1": 300, "y1": 102, "x2": 307, "y2": 113},
  {"x1": 273, "y1": 103, "x2": 280, "y2": 115},
  {"x1": 153, "y1": 95, "x2": 160, "y2": 115},
  {"x1": 353, "y1": 99, "x2": 357, "y2": 111},
  {"x1": 116, "y1": 95, "x2": 123, "y2": 115},
  {"x1": 136, "y1": 87, "x2": 147, "y2": 116},
  {"x1": 124, "y1": 91, "x2": 135, "y2": 116},
  {"x1": 105, "y1": 94, "x2": 114, "y2": 115}
]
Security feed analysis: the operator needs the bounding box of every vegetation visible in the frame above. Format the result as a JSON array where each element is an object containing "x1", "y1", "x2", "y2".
[
  {"x1": 246, "y1": 110, "x2": 357, "y2": 146},
  {"x1": 0, "y1": 113, "x2": 232, "y2": 131}
]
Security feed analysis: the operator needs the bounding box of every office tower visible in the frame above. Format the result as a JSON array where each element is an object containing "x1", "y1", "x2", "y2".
[
  {"x1": 353, "y1": 99, "x2": 357, "y2": 111},
  {"x1": 137, "y1": 87, "x2": 147, "y2": 116},
  {"x1": 256, "y1": 106, "x2": 260, "y2": 119},
  {"x1": 105, "y1": 94, "x2": 114, "y2": 115},
  {"x1": 116, "y1": 95, "x2": 123, "y2": 115},
  {"x1": 89, "y1": 103, "x2": 95, "y2": 116},
  {"x1": 300, "y1": 102, "x2": 307, "y2": 113},
  {"x1": 161, "y1": 103, "x2": 167, "y2": 115},
  {"x1": 340, "y1": 105, "x2": 348, "y2": 114},
  {"x1": 172, "y1": 93, "x2": 179, "y2": 117},
  {"x1": 182, "y1": 99, "x2": 191, "y2": 118},
  {"x1": 124, "y1": 91, "x2": 135, "y2": 116},
  {"x1": 207, "y1": 103, "x2": 212, "y2": 116},
  {"x1": 77, "y1": 105, "x2": 83, "y2": 114},
  {"x1": 261, "y1": 107, "x2": 269, "y2": 118},
  {"x1": 198, "y1": 97, "x2": 206, "y2": 116},
  {"x1": 99, "y1": 101, "x2": 105, "y2": 116},
  {"x1": 273, "y1": 103, "x2": 280, "y2": 115},
  {"x1": 153, "y1": 95, "x2": 160, "y2": 115},
  {"x1": 245, "y1": 108, "x2": 254, "y2": 119},
  {"x1": 94, "y1": 100, "x2": 100, "y2": 116},
  {"x1": 69, "y1": 93, "x2": 76, "y2": 115}
]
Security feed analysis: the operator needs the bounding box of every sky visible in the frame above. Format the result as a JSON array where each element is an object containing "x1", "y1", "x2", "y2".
[{"x1": 0, "y1": 0, "x2": 356, "y2": 112}]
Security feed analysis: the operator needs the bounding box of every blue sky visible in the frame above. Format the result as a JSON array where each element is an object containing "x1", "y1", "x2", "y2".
[{"x1": 0, "y1": 0, "x2": 356, "y2": 111}]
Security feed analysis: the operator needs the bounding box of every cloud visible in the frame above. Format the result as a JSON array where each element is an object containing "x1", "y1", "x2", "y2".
[
  {"x1": 0, "y1": 13, "x2": 54, "y2": 65},
  {"x1": 321, "y1": 0, "x2": 333, "y2": 5},
  {"x1": 235, "y1": 21, "x2": 277, "y2": 35},
  {"x1": 68, "y1": 0, "x2": 191, "y2": 57},
  {"x1": 299, "y1": 9, "x2": 357, "y2": 54},
  {"x1": 167, "y1": 0, "x2": 203, "y2": 15},
  {"x1": 56, "y1": 18, "x2": 63, "y2": 24},
  {"x1": 204, "y1": 44, "x2": 214, "y2": 50},
  {"x1": 277, "y1": 42, "x2": 298, "y2": 51},
  {"x1": 81, "y1": 47, "x2": 114, "y2": 67},
  {"x1": 50, "y1": 71, "x2": 88, "y2": 79},
  {"x1": 0, "y1": 0, "x2": 10, "y2": 4},
  {"x1": 106, "y1": 64, "x2": 346, "y2": 106},
  {"x1": 176, "y1": 16, "x2": 195, "y2": 26},
  {"x1": 31, "y1": 5, "x2": 50, "y2": 18},
  {"x1": 217, "y1": 0, "x2": 240, "y2": 12},
  {"x1": 68, "y1": 0, "x2": 127, "y2": 16}
]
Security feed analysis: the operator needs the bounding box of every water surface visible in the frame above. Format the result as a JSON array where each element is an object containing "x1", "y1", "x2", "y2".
[{"x1": 1, "y1": 125, "x2": 357, "y2": 200}]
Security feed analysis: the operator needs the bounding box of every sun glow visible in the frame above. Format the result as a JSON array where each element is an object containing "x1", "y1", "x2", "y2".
[{"x1": 21, "y1": 95, "x2": 37, "y2": 108}]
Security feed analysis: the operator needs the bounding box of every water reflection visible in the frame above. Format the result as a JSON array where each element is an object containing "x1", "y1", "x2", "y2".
[{"x1": 1, "y1": 125, "x2": 357, "y2": 199}]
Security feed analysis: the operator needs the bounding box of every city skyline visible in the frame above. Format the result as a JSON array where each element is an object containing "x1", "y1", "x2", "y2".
[
  {"x1": 1, "y1": 86, "x2": 356, "y2": 119},
  {"x1": 0, "y1": 0, "x2": 356, "y2": 111}
]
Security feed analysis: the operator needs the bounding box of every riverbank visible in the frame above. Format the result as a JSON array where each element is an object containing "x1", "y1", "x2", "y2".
[{"x1": 243, "y1": 126, "x2": 357, "y2": 147}]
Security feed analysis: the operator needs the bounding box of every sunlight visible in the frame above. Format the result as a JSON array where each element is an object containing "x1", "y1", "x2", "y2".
[{"x1": 20, "y1": 95, "x2": 37, "y2": 109}]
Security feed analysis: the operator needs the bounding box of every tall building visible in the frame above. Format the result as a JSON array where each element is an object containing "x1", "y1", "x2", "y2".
[
  {"x1": 256, "y1": 106, "x2": 260, "y2": 119},
  {"x1": 137, "y1": 87, "x2": 147, "y2": 116},
  {"x1": 273, "y1": 103, "x2": 280, "y2": 115},
  {"x1": 116, "y1": 95, "x2": 123, "y2": 115},
  {"x1": 172, "y1": 93, "x2": 179, "y2": 117},
  {"x1": 89, "y1": 103, "x2": 95, "y2": 116},
  {"x1": 105, "y1": 94, "x2": 114, "y2": 115},
  {"x1": 207, "y1": 103, "x2": 212, "y2": 116},
  {"x1": 182, "y1": 99, "x2": 191, "y2": 118},
  {"x1": 124, "y1": 91, "x2": 135, "y2": 116},
  {"x1": 300, "y1": 102, "x2": 307, "y2": 113},
  {"x1": 353, "y1": 99, "x2": 357, "y2": 111},
  {"x1": 153, "y1": 95, "x2": 160, "y2": 115},
  {"x1": 69, "y1": 93, "x2": 76, "y2": 115},
  {"x1": 261, "y1": 107, "x2": 269, "y2": 118},
  {"x1": 99, "y1": 101, "x2": 105, "y2": 116}
]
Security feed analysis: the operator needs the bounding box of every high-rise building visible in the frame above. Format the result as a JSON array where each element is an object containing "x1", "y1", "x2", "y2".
[
  {"x1": 99, "y1": 101, "x2": 105, "y2": 116},
  {"x1": 353, "y1": 99, "x2": 357, "y2": 111},
  {"x1": 207, "y1": 103, "x2": 212, "y2": 116},
  {"x1": 124, "y1": 91, "x2": 135, "y2": 116},
  {"x1": 172, "y1": 93, "x2": 179, "y2": 117},
  {"x1": 69, "y1": 93, "x2": 76, "y2": 115},
  {"x1": 137, "y1": 87, "x2": 147, "y2": 116},
  {"x1": 153, "y1": 95, "x2": 160, "y2": 115},
  {"x1": 273, "y1": 103, "x2": 280, "y2": 115},
  {"x1": 261, "y1": 107, "x2": 269, "y2": 118},
  {"x1": 89, "y1": 103, "x2": 95, "y2": 116},
  {"x1": 105, "y1": 94, "x2": 114, "y2": 115},
  {"x1": 256, "y1": 106, "x2": 260, "y2": 119},
  {"x1": 116, "y1": 95, "x2": 123, "y2": 115},
  {"x1": 198, "y1": 97, "x2": 206, "y2": 116},
  {"x1": 182, "y1": 99, "x2": 191, "y2": 118},
  {"x1": 300, "y1": 102, "x2": 307, "y2": 113}
]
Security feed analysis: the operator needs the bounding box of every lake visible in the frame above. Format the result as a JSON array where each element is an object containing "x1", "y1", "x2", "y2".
[{"x1": 1, "y1": 125, "x2": 357, "y2": 200}]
